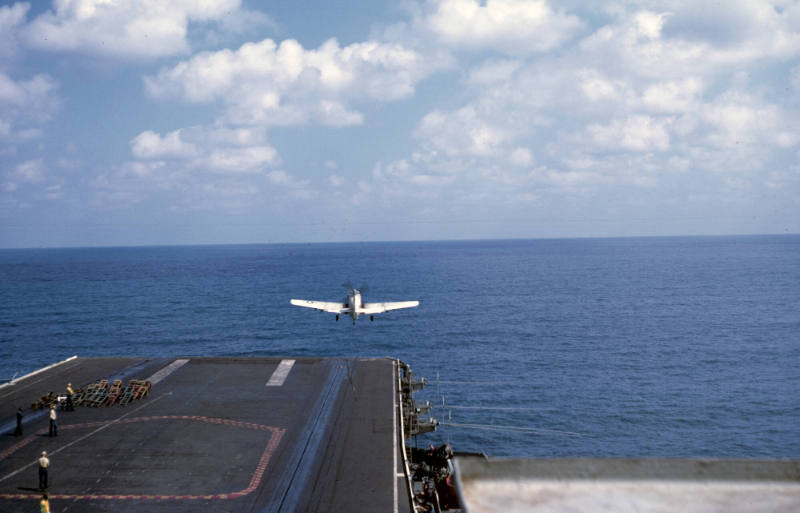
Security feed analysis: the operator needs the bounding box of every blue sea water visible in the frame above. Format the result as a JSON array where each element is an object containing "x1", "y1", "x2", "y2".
[{"x1": 1, "y1": 236, "x2": 798, "y2": 458}]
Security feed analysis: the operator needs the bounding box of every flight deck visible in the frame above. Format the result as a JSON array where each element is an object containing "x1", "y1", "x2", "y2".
[
  {"x1": 3, "y1": 356, "x2": 798, "y2": 513},
  {"x1": 0, "y1": 356, "x2": 414, "y2": 512}
]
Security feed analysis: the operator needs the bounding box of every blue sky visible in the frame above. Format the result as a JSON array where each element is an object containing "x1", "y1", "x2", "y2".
[{"x1": 1, "y1": 0, "x2": 799, "y2": 248}]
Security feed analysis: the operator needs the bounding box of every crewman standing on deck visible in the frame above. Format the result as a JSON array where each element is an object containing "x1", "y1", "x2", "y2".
[
  {"x1": 40, "y1": 492, "x2": 50, "y2": 513},
  {"x1": 65, "y1": 382, "x2": 74, "y2": 411},
  {"x1": 14, "y1": 407, "x2": 23, "y2": 435},
  {"x1": 48, "y1": 404, "x2": 57, "y2": 437},
  {"x1": 38, "y1": 451, "x2": 49, "y2": 490}
]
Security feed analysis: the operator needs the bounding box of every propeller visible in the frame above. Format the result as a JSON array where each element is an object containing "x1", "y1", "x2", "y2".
[{"x1": 342, "y1": 281, "x2": 368, "y2": 294}]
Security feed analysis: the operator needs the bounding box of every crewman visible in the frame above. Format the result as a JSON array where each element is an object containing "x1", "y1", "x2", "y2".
[
  {"x1": 40, "y1": 492, "x2": 50, "y2": 513},
  {"x1": 415, "y1": 480, "x2": 435, "y2": 512},
  {"x1": 48, "y1": 404, "x2": 57, "y2": 437},
  {"x1": 14, "y1": 407, "x2": 23, "y2": 436},
  {"x1": 38, "y1": 451, "x2": 49, "y2": 490},
  {"x1": 65, "y1": 382, "x2": 74, "y2": 411}
]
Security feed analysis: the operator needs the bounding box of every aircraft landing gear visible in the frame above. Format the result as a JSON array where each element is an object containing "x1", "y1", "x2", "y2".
[
  {"x1": 370, "y1": 315, "x2": 374, "y2": 322},
  {"x1": 335, "y1": 315, "x2": 339, "y2": 322}
]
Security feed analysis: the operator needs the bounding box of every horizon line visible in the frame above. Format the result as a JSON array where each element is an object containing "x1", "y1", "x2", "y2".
[{"x1": 1, "y1": 232, "x2": 798, "y2": 251}]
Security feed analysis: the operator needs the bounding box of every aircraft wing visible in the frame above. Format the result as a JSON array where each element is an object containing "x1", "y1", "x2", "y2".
[
  {"x1": 290, "y1": 299, "x2": 348, "y2": 313},
  {"x1": 360, "y1": 301, "x2": 419, "y2": 315}
]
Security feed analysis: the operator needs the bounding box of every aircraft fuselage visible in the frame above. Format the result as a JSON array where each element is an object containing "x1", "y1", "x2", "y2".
[{"x1": 345, "y1": 290, "x2": 363, "y2": 323}]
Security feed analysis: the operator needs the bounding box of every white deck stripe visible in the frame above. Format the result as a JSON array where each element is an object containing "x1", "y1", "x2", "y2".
[
  {"x1": 0, "y1": 355, "x2": 78, "y2": 391},
  {"x1": 146, "y1": 359, "x2": 189, "y2": 385},
  {"x1": 266, "y1": 359, "x2": 296, "y2": 387},
  {"x1": 393, "y1": 360, "x2": 399, "y2": 513}
]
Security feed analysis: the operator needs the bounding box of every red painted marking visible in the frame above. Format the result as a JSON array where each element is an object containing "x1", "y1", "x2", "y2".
[
  {"x1": 0, "y1": 437, "x2": 36, "y2": 461},
  {"x1": 0, "y1": 416, "x2": 285, "y2": 501}
]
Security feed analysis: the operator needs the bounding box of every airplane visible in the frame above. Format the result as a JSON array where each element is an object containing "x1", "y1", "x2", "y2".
[{"x1": 290, "y1": 289, "x2": 419, "y2": 324}]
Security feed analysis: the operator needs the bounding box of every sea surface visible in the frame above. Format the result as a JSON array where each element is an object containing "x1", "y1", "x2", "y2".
[{"x1": 1, "y1": 236, "x2": 798, "y2": 458}]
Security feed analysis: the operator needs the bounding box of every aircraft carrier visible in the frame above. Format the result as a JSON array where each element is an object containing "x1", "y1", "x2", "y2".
[
  {"x1": 2, "y1": 356, "x2": 799, "y2": 513},
  {"x1": 0, "y1": 356, "x2": 440, "y2": 513}
]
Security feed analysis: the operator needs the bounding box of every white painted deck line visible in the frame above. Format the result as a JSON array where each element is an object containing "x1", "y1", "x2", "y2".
[
  {"x1": 393, "y1": 360, "x2": 399, "y2": 513},
  {"x1": 266, "y1": 359, "x2": 296, "y2": 387},
  {"x1": 0, "y1": 355, "x2": 78, "y2": 391},
  {"x1": 146, "y1": 359, "x2": 189, "y2": 385}
]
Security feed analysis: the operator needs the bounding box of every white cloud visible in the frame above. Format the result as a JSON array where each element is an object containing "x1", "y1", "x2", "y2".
[
  {"x1": 0, "y1": 2, "x2": 29, "y2": 65},
  {"x1": 534, "y1": 167, "x2": 606, "y2": 188},
  {"x1": 203, "y1": 126, "x2": 269, "y2": 147},
  {"x1": 375, "y1": 158, "x2": 412, "y2": 178},
  {"x1": 641, "y1": 77, "x2": 705, "y2": 113},
  {"x1": 633, "y1": 10, "x2": 666, "y2": 40},
  {"x1": 408, "y1": 173, "x2": 455, "y2": 186},
  {"x1": 266, "y1": 170, "x2": 310, "y2": 195},
  {"x1": 12, "y1": 158, "x2": 45, "y2": 182},
  {"x1": 144, "y1": 37, "x2": 430, "y2": 126},
  {"x1": 7, "y1": 0, "x2": 797, "y2": 239},
  {"x1": 118, "y1": 160, "x2": 166, "y2": 179},
  {"x1": 23, "y1": 0, "x2": 254, "y2": 59},
  {"x1": 425, "y1": 0, "x2": 584, "y2": 54},
  {"x1": 3, "y1": 158, "x2": 48, "y2": 192},
  {"x1": 466, "y1": 58, "x2": 521, "y2": 85},
  {"x1": 316, "y1": 100, "x2": 364, "y2": 126},
  {"x1": 97, "y1": 123, "x2": 315, "y2": 210},
  {"x1": 130, "y1": 125, "x2": 280, "y2": 173},
  {"x1": 89, "y1": 161, "x2": 166, "y2": 205},
  {"x1": 0, "y1": 72, "x2": 25, "y2": 104},
  {"x1": 198, "y1": 182, "x2": 260, "y2": 206},
  {"x1": 579, "y1": 4, "x2": 800, "y2": 81},
  {"x1": 792, "y1": 65, "x2": 800, "y2": 93},
  {"x1": 508, "y1": 147, "x2": 533, "y2": 167},
  {"x1": 415, "y1": 106, "x2": 511, "y2": 156},
  {"x1": 384, "y1": 0, "x2": 800, "y2": 209},
  {"x1": 661, "y1": 0, "x2": 773, "y2": 46},
  {"x1": 92, "y1": 156, "x2": 289, "y2": 210},
  {"x1": 0, "y1": 72, "x2": 58, "y2": 120},
  {"x1": 586, "y1": 115, "x2": 671, "y2": 152},
  {"x1": 207, "y1": 146, "x2": 278, "y2": 173},
  {"x1": 43, "y1": 184, "x2": 62, "y2": 200},
  {"x1": 131, "y1": 129, "x2": 197, "y2": 159},
  {"x1": 369, "y1": 156, "x2": 458, "y2": 205},
  {"x1": 700, "y1": 90, "x2": 799, "y2": 150},
  {"x1": 0, "y1": 71, "x2": 58, "y2": 149},
  {"x1": 329, "y1": 174, "x2": 344, "y2": 187},
  {"x1": 577, "y1": 68, "x2": 625, "y2": 103},
  {"x1": 266, "y1": 170, "x2": 291, "y2": 185}
]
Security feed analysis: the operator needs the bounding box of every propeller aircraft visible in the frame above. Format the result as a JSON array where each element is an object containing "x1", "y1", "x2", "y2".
[{"x1": 290, "y1": 288, "x2": 418, "y2": 324}]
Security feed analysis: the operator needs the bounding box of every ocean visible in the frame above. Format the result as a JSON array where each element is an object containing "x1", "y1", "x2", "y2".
[{"x1": 1, "y1": 235, "x2": 798, "y2": 459}]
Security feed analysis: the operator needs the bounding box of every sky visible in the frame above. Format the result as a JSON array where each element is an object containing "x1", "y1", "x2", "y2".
[{"x1": 1, "y1": 0, "x2": 799, "y2": 248}]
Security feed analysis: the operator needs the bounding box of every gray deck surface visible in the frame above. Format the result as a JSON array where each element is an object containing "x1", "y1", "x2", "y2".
[{"x1": 1, "y1": 356, "x2": 411, "y2": 512}]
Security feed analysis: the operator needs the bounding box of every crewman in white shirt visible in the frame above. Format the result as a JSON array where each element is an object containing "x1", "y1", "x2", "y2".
[
  {"x1": 48, "y1": 404, "x2": 57, "y2": 437},
  {"x1": 38, "y1": 451, "x2": 49, "y2": 489}
]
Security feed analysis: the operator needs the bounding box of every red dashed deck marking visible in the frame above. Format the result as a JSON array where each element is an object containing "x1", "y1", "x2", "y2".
[{"x1": 0, "y1": 416, "x2": 285, "y2": 501}]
